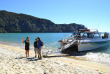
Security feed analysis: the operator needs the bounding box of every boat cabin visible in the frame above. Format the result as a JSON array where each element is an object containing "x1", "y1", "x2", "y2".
[{"x1": 73, "y1": 29, "x2": 109, "y2": 39}]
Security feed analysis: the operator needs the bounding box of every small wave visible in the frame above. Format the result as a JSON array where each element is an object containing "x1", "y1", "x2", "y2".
[{"x1": 83, "y1": 52, "x2": 110, "y2": 65}]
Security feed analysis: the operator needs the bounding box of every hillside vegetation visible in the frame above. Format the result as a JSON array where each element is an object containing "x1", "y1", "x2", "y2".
[{"x1": 0, "y1": 10, "x2": 86, "y2": 33}]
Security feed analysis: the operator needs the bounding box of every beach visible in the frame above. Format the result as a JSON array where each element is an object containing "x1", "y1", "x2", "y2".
[{"x1": 0, "y1": 44, "x2": 110, "y2": 74}]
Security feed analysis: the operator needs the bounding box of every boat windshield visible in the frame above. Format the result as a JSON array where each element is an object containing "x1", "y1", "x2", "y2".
[{"x1": 79, "y1": 32, "x2": 101, "y2": 39}]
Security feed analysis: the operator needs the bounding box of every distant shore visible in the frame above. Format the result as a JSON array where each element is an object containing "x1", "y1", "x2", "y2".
[{"x1": 0, "y1": 43, "x2": 110, "y2": 74}]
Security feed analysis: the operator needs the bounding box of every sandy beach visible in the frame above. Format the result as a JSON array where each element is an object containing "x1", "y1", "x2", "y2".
[{"x1": 0, "y1": 44, "x2": 110, "y2": 74}]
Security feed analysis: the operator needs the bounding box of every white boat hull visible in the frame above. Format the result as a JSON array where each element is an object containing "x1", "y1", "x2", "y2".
[{"x1": 78, "y1": 39, "x2": 110, "y2": 51}]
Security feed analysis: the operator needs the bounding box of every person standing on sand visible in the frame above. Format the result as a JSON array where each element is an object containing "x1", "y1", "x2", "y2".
[
  {"x1": 34, "y1": 38, "x2": 38, "y2": 58},
  {"x1": 22, "y1": 37, "x2": 30, "y2": 58},
  {"x1": 37, "y1": 37, "x2": 43, "y2": 59}
]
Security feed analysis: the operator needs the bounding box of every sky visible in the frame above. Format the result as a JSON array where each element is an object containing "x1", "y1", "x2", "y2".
[{"x1": 0, "y1": 0, "x2": 110, "y2": 32}]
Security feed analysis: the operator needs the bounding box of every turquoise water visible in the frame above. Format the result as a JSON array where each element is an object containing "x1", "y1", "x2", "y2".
[
  {"x1": 0, "y1": 33, "x2": 110, "y2": 65},
  {"x1": 0, "y1": 33, "x2": 71, "y2": 50}
]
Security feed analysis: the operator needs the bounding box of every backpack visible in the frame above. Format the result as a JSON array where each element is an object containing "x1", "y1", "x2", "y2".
[{"x1": 41, "y1": 41, "x2": 44, "y2": 46}]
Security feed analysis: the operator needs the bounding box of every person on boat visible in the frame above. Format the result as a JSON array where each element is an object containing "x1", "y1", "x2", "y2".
[
  {"x1": 22, "y1": 37, "x2": 30, "y2": 58},
  {"x1": 104, "y1": 33, "x2": 108, "y2": 38},
  {"x1": 34, "y1": 38, "x2": 38, "y2": 58},
  {"x1": 36, "y1": 37, "x2": 43, "y2": 59}
]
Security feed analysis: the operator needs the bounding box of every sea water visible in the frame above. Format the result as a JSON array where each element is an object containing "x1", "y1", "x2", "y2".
[
  {"x1": 0, "y1": 33, "x2": 110, "y2": 65},
  {"x1": 0, "y1": 33, "x2": 71, "y2": 49}
]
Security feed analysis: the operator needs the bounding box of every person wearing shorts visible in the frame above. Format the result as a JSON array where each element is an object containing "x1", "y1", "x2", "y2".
[{"x1": 22, "y1": 37, "x2": 30, "y2": 58}]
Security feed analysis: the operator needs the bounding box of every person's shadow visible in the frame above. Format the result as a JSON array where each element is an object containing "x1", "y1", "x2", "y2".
[
  {"x1": 26, "y1": 57, "x2": 38, "y2": 61},
  {"x1": 15, "y1": 57, "x2": 39, "y2": 61}
]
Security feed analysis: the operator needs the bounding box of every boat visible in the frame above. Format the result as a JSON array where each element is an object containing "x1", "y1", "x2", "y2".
[{"x1": 58, "y1": 29, "x2": 110, "y2": 51}]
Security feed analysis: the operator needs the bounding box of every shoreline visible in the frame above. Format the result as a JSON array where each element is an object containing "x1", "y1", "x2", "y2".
[{"x1": 0, "y1": 44, "x2": 110, "y2": 74}]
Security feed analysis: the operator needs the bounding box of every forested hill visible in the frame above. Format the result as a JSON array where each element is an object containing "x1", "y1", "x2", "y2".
[{"x1": 0, "y1": 10, "x2": 86, "y2": 33}]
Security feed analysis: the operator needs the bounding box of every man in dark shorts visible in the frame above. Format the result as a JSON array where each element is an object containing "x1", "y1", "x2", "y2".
[{"x1": 22, "y1": 37, "x2": 30, "y2": 58}]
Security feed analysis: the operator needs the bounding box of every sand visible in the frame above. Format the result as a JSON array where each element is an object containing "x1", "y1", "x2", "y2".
[{"x1": 0, "y1": 44, "x2": 110, "y2": 74}]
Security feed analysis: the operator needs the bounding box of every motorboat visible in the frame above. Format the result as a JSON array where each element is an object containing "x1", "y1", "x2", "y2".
[{"x1": 58, "y1": 29, "x2": 110, "y2": 51}]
